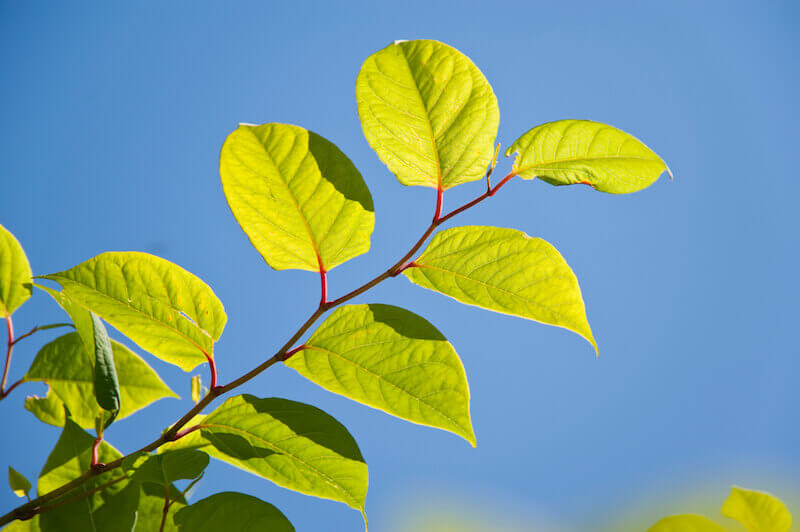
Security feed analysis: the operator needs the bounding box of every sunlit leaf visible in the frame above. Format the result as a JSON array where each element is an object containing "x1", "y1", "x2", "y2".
[
  {"x1": 721, "y1": 486, "x2": 792, "y2": 532},
  {"x1": 42, "y1": 252, "x2": 226, "y2": 371},
  {"x1": 35, "y1": 284, "x2": 95, "y2": 358},
  {"x1": 505, "y1": 119, "x2": 671, "y2": 194},
  {"x1": 91, "y1": 313, "x2": 120, "y2": 427},
  {"x1": 356, "y1": 39, "x2": 499, "y2": 189},
  {"x1": 190, "y1": 375, "x2": 202, "y2": 403},
  {"x1": 125, "y1": 450, "x2": 208, "y2": 486},
  {"x1": 25, "y1": 332, "x2": 177, "y2": 428},
  {"x1": 220, "y1": 123, "x2": 374, "y2": 272},
  {"x1": 8, "y1": 466, "x2": 31, "y2": 498},
  {"x1": 0, "y1": 223, "x2": 33, "y2": 316},
  {"x1": 404, "y1": 226, "x2": 596, "y2": 351},
  {"x1": 287, "y1": 304, "x2": 475, "y2": 445},
  {"x1": 647, "y1": 515, "x2": 726, "y2": 532},
  {"x1": 174, "y1": 492, "x2": 294, "y2": 531},
  {"x1": 25, "y1": 390, "x2": 68, "y2": 427}
]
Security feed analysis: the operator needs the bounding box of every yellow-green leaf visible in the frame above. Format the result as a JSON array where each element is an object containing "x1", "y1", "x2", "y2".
[
  {"x1": 404, "y1": 226, "x2": 596, "y2": 352},
  {"x1": 24, "y1": 332, "x2": 177, "y2": 428},
  {"x1": 647, "y1": 515, "x2": 726, "y2": 532},
  {"x1": 35, "y1": 284, "x2": 95, "y2": 359},
  {"x1": 721, "y1": 486, "x2": 792, "y2": 532},
  {"x1": 505, "y1": 119, "x2": 671, "y2": 194},
  {"x1": 220, "y1": 123, "x2": 375, "y2": 272},
  {"x1": 356, "y1": 39, "x2": 499, "y2": 189},
  {"x1": 8, "y1": 466, "x2": 31, "y2": 498},
  {"x1": 287, "y1": 304, "x2": 475, "y2": 446},
  {"x1": 0, "y1": 223, "x2": 33, "y2": 316},
  {"x1": 174, "y1": 492, "x2": 294, "y2": 532},
  {"x1": 42, "y1": 252, "x2": 226, "y2": 371},
  {"x1": 25, "y1": 389, "x2": 67, "y2": 427}
]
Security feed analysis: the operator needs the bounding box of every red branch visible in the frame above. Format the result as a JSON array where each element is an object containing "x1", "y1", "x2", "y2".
[{"x1": 1, "y1": 317, "x2": 15, "y2": 399}]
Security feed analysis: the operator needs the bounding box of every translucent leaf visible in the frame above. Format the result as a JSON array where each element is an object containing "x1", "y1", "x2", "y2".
[
  {"x1": 125, "y1": 449, "x2": 209, "y2": 486},
  {"x1": 220, "y1": 123, "x2": 375, "y2": 272},
  {"x1": 174, "y1": 492, "x2": 294, "y2": 531},
  {"x1": 404, "y1": 226, "x2": 596, "y2": 352},
  {"x1": 287, "y1": 304, "x2": 475, "y2": 446},
  {"x1": 721, "y1": 486, "x2": 792, "y2": 532},
  {"x1": 42, "y1": 252, "x2": 226, "y2": 371},
  {"x1": 190, "y1": 395, "x2": 368, "y2": 512},
  {"x1": 8, "y1": 466, "x2": 31, "y2": 498},
  {"x1": 35, "y1": 284, "x2": 95, "y2": 359},
  {"x1": 25, "y1": 332, "x2": 177, "y2": 428},
  {"x1": 356, "y1": 40, "x2": 499, "y2": 189},
  {"x1": 0, "y1": 223, "x2": 33, "y2": 316},
  {"x1": 647, "y1": 515, "x2": 726, "y2": 532},
  {"x1": 505, "y1": 119, "x2": 671, "y2": 194},
  {"x1": 132, "y1": 483, "x2": 186, "y2": 532},
  {"x1": 25, "y1": 390, "x2": 67, "y2": 426},
  {"x1": 91, "y1": 313, "x2": 120, "y2": 426}
]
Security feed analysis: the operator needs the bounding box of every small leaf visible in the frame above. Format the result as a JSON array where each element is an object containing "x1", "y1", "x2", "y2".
[
  {"x1": 647, "y1": 515, "x2": 726, "y2": 532},
  {"x1": 25, "y1": 332, "x2": 178, "y2": 428},
  {"x1": 42, "y1": 252, "x2": 226, "y2": 371},
  {"x1": 0, "y1": 223, "x2": 33, "y2": 316},
  {"x1": 128, "y1": 450, "x2": 209, "y2": 486},
  {"x1": 174, "y1": 492, "x2": 294, "y2": 531},
  {"x1": 91, "y1": 313, "x2": 120, "y2": 427},
  {"x1": 404, "y1": 226, "x2": 596, "y2": 352},
  {"x1": 190, "y1": 375, "x2": 202, "y2": 403},
  {"x1": 720, "y1": 486, "x2": 792, "y2": 532},
  {"x1": 356, "y1": 40, "x2": 499, "y2": 189},
  {"x1": 25, "y1": 390, "x2": 68, "y2": 427},
  {"x1": 287, "y1": 304, "x2": 475, "y2": 446},
  {"x1": 191, "y1": 394, "x2": 368, "y2": 512},
  {"x1": 220, "y1": 123, "x2": 375, "y2": 272},
  {"x1": 8, "y1": 466, "x2": 31, "y2": 498},
  {"x1": 505, "y1": 119, "x2": 671, "y2": 194}
]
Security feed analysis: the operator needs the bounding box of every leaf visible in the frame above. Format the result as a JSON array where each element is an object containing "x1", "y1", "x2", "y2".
[
  {"x1": 190, "y1": 375, "x2": 202, "y2": 403},
  {"x1": 42, "y1": 252, "x2": 226, "y2": 371},
  {"x1": 0, "y1": 223, "x2": 33, "y2": 316},
  {"x1": 38, "y1": 418, "x2": 138, "y2": 532},
  {"x1": 8, "y1": 466, "x2": 31, "y2": 498},
  {"x1": 126, "y1": 450, "x2": 209, "y2": 486},
  {"x1": 505, "y1": 119, "x2": 671, "y2": 194},
  {"x1": 35, "y1": 284, "x2": 95, "y2": 358},
  {"x1": 720, "y1": 486, "x2": 792, "y2": 532},
  {"x1": 220, "y1": 123, "x2": 375, "y2": 272},
  {"x1": 647, "y1": 515, "x2": 726, "y2": 532},
  {"x1": 190, "y1": 394, "x2": 368, "y2": 512},
  {"x1": 25, "y1": 389, "x2": 68, "y2": 426},
  {"x1": 2, "y1": 516, "x2": 39, "y2": 531},
  {"x1": 287, "y1": 304, "x2": 475, "y2": 446},
  {"x1": 133, "y1": 483, "x2": 186, "y2": 532},
  {"x1": 356, "y1": 39, "x2": 499, "y2": 189},
  {"x1": 174, "y1": 492, "x2": 294, "y2": 531},
  {"x1": 25, "y1": 332, "x2": 178, "y2": 428},
  {"x1": 404, "y1": 226, "x2": 596, "y2": 352},
  {"x1": 91, "y1": 313, "x2": 120, "y2": 427}
]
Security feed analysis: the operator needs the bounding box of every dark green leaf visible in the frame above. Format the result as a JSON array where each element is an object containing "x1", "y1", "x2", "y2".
[
  {"x1": 174, "y1": 492, "x2": 294, "y2": 531},
  {"x1": 8, "y1": 466, "x2": 31, "y2": 498},
  {"x1": 91, "y1": 313, "x2": 120, "y2": 427}
]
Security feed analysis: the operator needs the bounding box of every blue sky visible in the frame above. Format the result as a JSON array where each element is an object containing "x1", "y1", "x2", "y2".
[{"x1": 1, "y1": 1, "x2": 798, "y2": 530}]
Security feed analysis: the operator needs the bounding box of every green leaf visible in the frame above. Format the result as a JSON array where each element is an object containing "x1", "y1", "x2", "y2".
[
  {"x1": 720, "y1": 486, "x2": 792, "y2": 532},
  {"x1": 42, "y1": 252, "x2": 226, "y2": 371},
  {"x1": 35, "y1": 284, "x2": 95, "y2": 358},
  {"x1": 133, "y1": 483, "x2": 186, "y2": 532},
  {"x1": 190, "y1": 375, "x2": 202, "y2": 403},
  {"x1": 174, "y1": 492, "x2": 294, "y2": 532},
  {"x1": 25, "y1": 389, "x2": 68, "y2": 426},
  {"x1": 287, "y1": 304, "x2": 475, "y2": 446},
  {"x1": 189, "y1": 394, "x2": 368, "y2": 512},
  {"x1": 647, "y1": 515, "x2": 726, "y2": 532},
  {"x1": 505, "y1": 119, "x2": 671, "y2": 194},
  {"x1": 91, "y1": 313, "x2": 120, "y2": 427},
  {"x1": 403, "y1": 226, "x2": 596, "y2": 352},
  {"x1": 25, "y1": 332, "x2": 178, "y2": 428},
  {"x1": 126, "y1": 450, "x2": 209, "y2": 486},
  {"x1": 356, "y1": 40, "x2": 499, "y2": 189},
  {"x1": 38, "y1": 418, "x2": 138, "y2": 532},
  {"x1": 0, "y1": 223, "x2": 33, "y2": 316},
  {"x1": 8, "y1": 466, "x2": 31, "y2": 498},
  {"x1": 220, "y1": 123, "x2": 375, "y2": 272},
  {"x1": 2, "y1": 516, "x2": 39, "y2": 531}
]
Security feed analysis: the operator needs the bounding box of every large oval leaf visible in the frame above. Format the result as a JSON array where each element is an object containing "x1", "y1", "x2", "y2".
[
  {"x1": 721, "y1": 487, "x2": 792, "y2": 532},
  {"x1": 505, "y1": 120, "x2": 671, "y2": 194},
  {"x1": 25, "y1": 332, "x2": 177, "y2": 428},
  {"x1": 174, "y1": 492, "x2": 294, "y2": 532},
  {"x1": 403, "y1": 226, "x2": 596, "y2": 352},
  {"x1": 647, "y1": 515, "x2": 726, "y2": 532},
  {"x1": 189, "y1": 395, "x2": 368, "y2": 513},
  {"x1": 356, "y1": 39, "x2": 499, "y2": 189},
  {"x1": 220, "y1": 123, "x2": 375, "y2": 272},
  {"x1": 287, "y1": 304, "x2": 475, "y2": 446},
  {"x1": 0, "y1": 223, "x2": 33, "y2": 316},
  {"x1": 42, "y1": 252, "x2": 226, "y2": 371}
]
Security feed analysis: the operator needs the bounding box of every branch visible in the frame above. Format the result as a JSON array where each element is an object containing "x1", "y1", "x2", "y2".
[
  {"x1": 0, "y1": 172, "x2": 513, "y2": 527},
  {"x1": 1, "y1": 317, "x2": 15, "y2": 400}
]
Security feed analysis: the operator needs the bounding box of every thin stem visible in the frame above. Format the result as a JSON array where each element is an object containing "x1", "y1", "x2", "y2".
[
  {"x1": 0, "y1": 170, "x2": 515, "y2": 527},
  {"x1": 90, "y1": 437, "x2": 103, "y2": 469},
  {"x1": 204, "y1": 353, "x2": 218, "y2": 390},
  {"x1": 2, "y1": 316, "x2": 15, "y2": 395},
  {"x1": 2, "y1": 379, "x2": 23, "y2": 399},
  {"x1": 169, "y1": 424, "x2": 202, "y2": 441},
  {"x1": 11, "y1": 323, "x2": 72, "y2": 346},
  {"x1": 433, "y1": 186, "x2": 444, "y2": 222},
  {"x1": 159, "y1": 484, "x2": 170, "y2": 532},
  {"x1": 319, "y1": 269, "x2": 328, "y2": 308}
]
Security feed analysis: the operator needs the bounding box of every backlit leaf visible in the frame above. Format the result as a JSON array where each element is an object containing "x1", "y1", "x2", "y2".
[
  {"x1": 287, "y1": 304, "x2": 475, "y2": 445},
  {"x1": 220, "y1": 123, "x2": 374, "y2": 272},
  {"x1": 0, "y1": 223, "x2": 33, "y2": 316},
  {"x1": 8, "y1": 466, "x2": 31, "y2": 498},
  {"x1": 505, "y1": 119, "x2": 670, "y2": 194},
  {"x1": 647, "y1": 515, "x2": 726, "y2": 532},
  {"x1": 126, "y1": 449, "x2": 208, "y2": 486},
  {"x1": 720, "y1": 486, "x2": 792, "y2": 532},
  {"x1": 25, "y1": 390, "x2": 68, "y2": 427},
  {"x1": 25, "y1": 332, "x2": 177, "y2": 428},
  {"x1": 35, "y1": 284, "x2": 95, "y2": 358},
  {"x1": 42, "y1": 252, "x2": 226, "y2": 371},
  {"x1": 174, "y1": 492, "x2": 294, "y2": 532},
  {"x1": 356, "y1": 40, "x2": 499, "y2": 189},
  {"x1": 404, "y1": 226, "x2": 596, "y2": 352},
  {"x1": 91, "y1": 313, "x2": 120, "y2": 427}
]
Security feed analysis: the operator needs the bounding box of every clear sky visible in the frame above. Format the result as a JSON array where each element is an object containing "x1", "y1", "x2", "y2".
[{"x1": 1, "y1": 1, "x2": 798, "y2": 530}]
